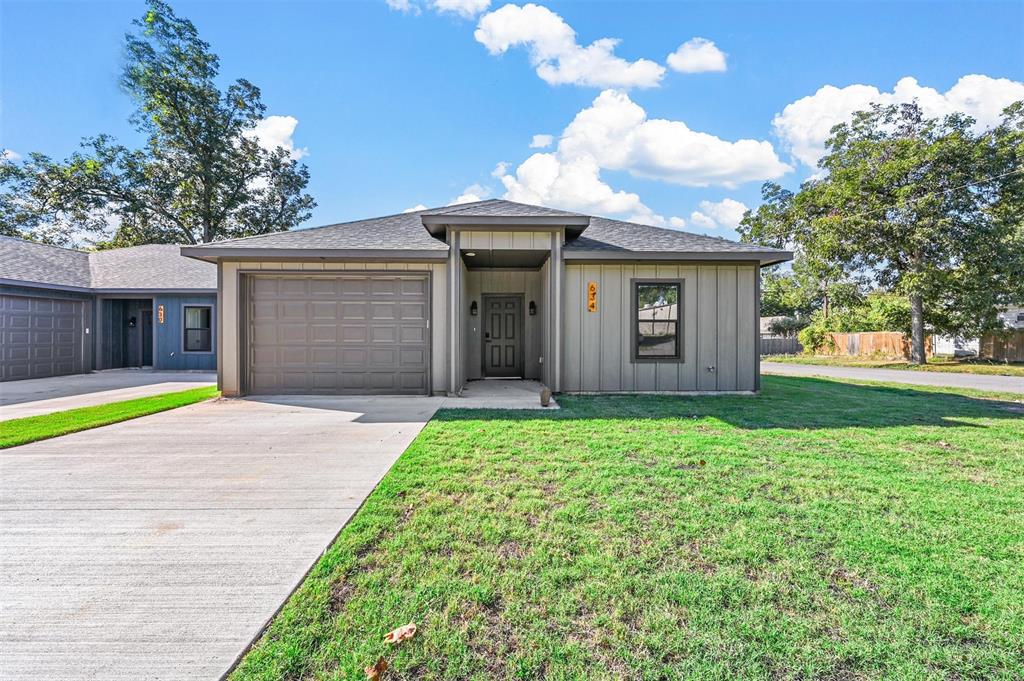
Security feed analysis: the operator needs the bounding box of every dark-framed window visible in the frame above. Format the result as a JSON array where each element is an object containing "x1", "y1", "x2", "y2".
[
  {"x1": 183, "y1": 306, "x2": 212, "y2": 352},
  {"x1": 632, "y1": 281, "x2": 681, "y2": 361}
]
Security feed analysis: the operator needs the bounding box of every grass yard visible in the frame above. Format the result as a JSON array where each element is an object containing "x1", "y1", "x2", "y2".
[
  {"x1": 232, "y1": 376, "x2": 1024, "y2": 680},
  {"x1": 766, "y1": 354, "x2": 1024, "y2": 377},
  {"x1": 0, "y1": 386, "x2": 220, "y2": 448}
]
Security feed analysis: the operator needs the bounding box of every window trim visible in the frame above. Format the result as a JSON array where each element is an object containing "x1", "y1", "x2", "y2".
[
  {"x1": 182, "y1": 304, "x2": 214, "y2": 354},
  {"x1": 631, "y1": 279, "x2": 684, "y2": 363}
]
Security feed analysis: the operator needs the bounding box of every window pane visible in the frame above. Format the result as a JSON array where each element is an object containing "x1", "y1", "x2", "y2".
[
  {"x1": 636, "y1": 284, "x2": 679, "y2": 358},
  {"x1": 184, "y1": 307, "x2": 212, "y2": 351},
  {"x1": 185, "y1": 328, "x2": 211, "y2": 352},
  {"x1": 185, "y1": 306, "x2": 211, "y2": 330}
]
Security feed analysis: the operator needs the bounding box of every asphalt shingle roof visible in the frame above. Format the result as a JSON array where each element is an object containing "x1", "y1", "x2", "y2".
[
  {"x1": 185, "y1": 199, "x2": 786, "y2": 261},
  {"x1": 186, "y1": 210, "x2": 448, "y2": 251},
  {"x1": 89, "y1": 244, "x2": 217, "y2": 289},
  {"x1": 564, "y1": 216, "x2": 786, "y2": 255},
  {"x1": 422, "y1": 199, "x2": 586, "y2": 219},
  {"x1": 0, "y1": 237, "x2": 215, "y2": 291},
  {"x1": 0, "y1": 236, "x2": 92, "y2": 289}
]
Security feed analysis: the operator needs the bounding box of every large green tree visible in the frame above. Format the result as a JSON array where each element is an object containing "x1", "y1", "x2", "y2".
[
  {"x1": 0, "y1": 0, "x2": 315, "y2": 246},
  {"x1": 743, "y1": 101, "x2": 1024, "y2": 363}
]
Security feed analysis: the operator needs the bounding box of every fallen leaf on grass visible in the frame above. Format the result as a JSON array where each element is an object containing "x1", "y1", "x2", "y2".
[
  {"x1": 384, "y1": 622, "x2": 417, "y2": 644},
  {"x1": 365, "y1": 657, "x2": 388, "y2": 680}
]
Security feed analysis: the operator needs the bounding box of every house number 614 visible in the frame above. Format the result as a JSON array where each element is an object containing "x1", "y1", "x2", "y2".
[{"x1": 587, "y1": 281, "x2": 598, "y2": 312}]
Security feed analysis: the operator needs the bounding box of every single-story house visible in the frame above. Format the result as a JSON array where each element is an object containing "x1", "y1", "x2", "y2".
[
  {"x1": 0, "y1": 237, "x2": 217, "y2": 381},
  {"x1": 181, "y1": 199, "x2": 792, "y2": 397}
]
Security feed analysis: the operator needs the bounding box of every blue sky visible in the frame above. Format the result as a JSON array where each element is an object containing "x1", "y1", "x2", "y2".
[{"x1": 3, "y1": 0, "x2": 1023, "y2": 240}]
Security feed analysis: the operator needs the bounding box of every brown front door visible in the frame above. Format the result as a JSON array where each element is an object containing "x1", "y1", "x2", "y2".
[{"x1": 482, "y1": 296, "x2": 522, "y2": 378}]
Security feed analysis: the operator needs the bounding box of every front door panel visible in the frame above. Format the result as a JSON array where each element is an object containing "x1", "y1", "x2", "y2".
[{"x1": 483, "y1": 296, "x2": 522, "y2": 377}]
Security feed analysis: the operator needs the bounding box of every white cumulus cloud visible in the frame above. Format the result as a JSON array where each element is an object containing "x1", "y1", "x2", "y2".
[
  {"x1": 432, "y1": 0, "x2": 491, "y2": 17},
  {"x1": 530, "y1": 134, "x2": 554, "y2": 148},
  {"x1": 689, "y1": 198, "x2": 748, "y2": 231},
  {"x1": 491, "y1": 161, "x2": 510, "y2": 177},
  {"x1": 402, "y1": 203, "x2": 429, "y2": 213},
  {"x1": 494, "y1": 89, "x2": 788, "y2": 228},
  {"x1": 385, "y1": 0, "x2": 420, "y2": 12},
  {"x1": 773, "y1": 74, "x2": 1024, "y2": 168},
  {"x1": 666, "y1": 37, "x2": 727, "y2": 73},
  {"x1": 474, "y1": 3, "x2": 665, "y2": 89},
  {"x1": 449, "y1": 183, "x2": 492, "y2": 205},
  {"x1": 246, "y1": 115, "x2": 309, "y2": 160},
  {"x1": 1, "y1": 149, "x2": 21, "y2": 162},
  {"x1": 556, "y1": 89, "x2": 790, "y2": 188},
  {"x1": 387, "y1": 0, "x2": 490, "y2": 17}
]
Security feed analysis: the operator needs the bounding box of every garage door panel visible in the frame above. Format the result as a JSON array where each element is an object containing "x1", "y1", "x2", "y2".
[
  {"x1": 1, "y1": 294, "x2": 84, "y2": 382},
  {"x1": 247, "y1": 274, "x2": 428, "y2": 395},
  {"x1": 370, "y1": 325, "x2": 396, "y2": 343},
  {"x1": 310, "y1": 325, "x2": 337, "y2": 343}
]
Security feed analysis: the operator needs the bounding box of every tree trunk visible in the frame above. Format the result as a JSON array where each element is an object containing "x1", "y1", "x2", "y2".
[{"x1": 908, "y1": 292, "x2": 926, "y2": 364}]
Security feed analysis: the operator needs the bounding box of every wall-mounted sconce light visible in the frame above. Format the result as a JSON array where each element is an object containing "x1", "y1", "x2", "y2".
[
  {"x1": 528, "y1": 300, "x2": 537, "y2": 316},
  {"x1": 470, "y1": 300, "x2": 478, "y2": 316}
]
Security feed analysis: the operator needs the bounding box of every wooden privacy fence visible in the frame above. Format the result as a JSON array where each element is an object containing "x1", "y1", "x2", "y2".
[
  {"x1": 761, "y1": 335, "x2": 803, "y2": 355},
  {"x1": 980, "y1": 331, "x2": 1024, "y2": 362},
  {"x1": 820, "y1": 332, "x2": 931, "y2": 359}
]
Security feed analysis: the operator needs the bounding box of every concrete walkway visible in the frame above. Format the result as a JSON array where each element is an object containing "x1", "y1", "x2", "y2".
[
  {"x1": 0, "y1": 394, "x2": 441, "y2": 681},
  {"x1": 447, "y1": 379, "x2": 559, "y2": 409},
  {"x1": 0, "y1": 369, "x2": 217, "y2": 421},
  {"x1": 762, "y1": 361, "x2": 1024, "y2": 394}
]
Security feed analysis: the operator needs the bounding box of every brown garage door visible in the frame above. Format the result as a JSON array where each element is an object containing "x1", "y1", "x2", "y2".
[
  {"x1": 0, "y1": 294, "x2": 85, "y2": 381},
  {"x1": 246, "y1": 274, "x2": 430, "y2": 395}
]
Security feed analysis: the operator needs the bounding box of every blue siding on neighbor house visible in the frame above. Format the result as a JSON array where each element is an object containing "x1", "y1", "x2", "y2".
[{"x1": 153, "y1": 294, "x2": 217, "y2": 370}]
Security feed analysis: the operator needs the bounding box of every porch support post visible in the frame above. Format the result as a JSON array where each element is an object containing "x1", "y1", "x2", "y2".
[
  {"x1": 550, "y1": 231, "x2": 563, "y2": 392},
  {"x1": 447, "y1": 229, "x2": 461, "y2": 396}
]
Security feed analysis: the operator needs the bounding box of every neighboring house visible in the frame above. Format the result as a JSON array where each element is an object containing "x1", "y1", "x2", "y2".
[
  {"x1": 183, "y1": 199, "x2": 791, "y2": 396},
  {"x1": 998, "y1": 305, "x2": 1024, "y2": 329},
  {"x1": 0, "y1": 237, "x2": 217, "y2": 381},
  {"x1": 932, "y1": 305, "x2": 1024, "y2": 357}
]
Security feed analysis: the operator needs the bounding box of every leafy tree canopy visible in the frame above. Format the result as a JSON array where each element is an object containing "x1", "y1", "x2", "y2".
[
  {"x1": 741, "y1": 100, "x2": 1024, "y2": 362},
  {"x1": 0, "y1": 0, "x2": 315, "y2": 247}
]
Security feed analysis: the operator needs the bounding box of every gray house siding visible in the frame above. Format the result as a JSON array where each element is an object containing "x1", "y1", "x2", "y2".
[
  {"x1": 463, "y1": 268, "x2": 546, "y2": 381},
  {"x1": 153, "y1": 293, "x2": 217, "y2": 371},
  {"x1": 562, "y1": 263, "x2": 758, "y2": 392}
]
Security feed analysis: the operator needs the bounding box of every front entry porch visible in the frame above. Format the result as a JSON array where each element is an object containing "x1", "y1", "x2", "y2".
[
  {"x1": 451, "y1": 239, "x2": 560, "y2": 395},
  {"x1": 444, "y1": 379, "x2": 559, "y2": 410}
]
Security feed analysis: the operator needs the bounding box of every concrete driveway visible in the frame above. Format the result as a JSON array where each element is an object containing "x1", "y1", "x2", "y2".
[
  {"x1": 0, "y1": 394, "x2": 444, "y2": 680},
  {"x1": 0, "y1": 369, "x2": 217, "y2": 421},
  {"x1": 762, "y1": 361, "x2": 1024, "y2": 394}
]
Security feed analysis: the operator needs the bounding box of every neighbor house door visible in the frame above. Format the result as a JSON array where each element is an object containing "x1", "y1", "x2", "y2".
[{"x1": 482, "y1": 295, "x2": 522, "y2": 378}]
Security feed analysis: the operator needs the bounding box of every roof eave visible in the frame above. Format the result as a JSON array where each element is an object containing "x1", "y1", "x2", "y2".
[
  {"x1": 420, "y1": 214, "x2": 590, "y2": 237},
  {"x1": 180, "y1": 246, "x2": 450, "y2": 262},
  {"x1": 563, "y1": 250, "x2": 794, "y2": 266}
]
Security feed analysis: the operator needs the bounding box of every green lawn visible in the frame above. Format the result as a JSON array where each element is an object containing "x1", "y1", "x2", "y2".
[
  {"x1": 232, "y1": 376, "x2": 1024, "y2": 680},
  {"x1": 766, "y1": 354, "x2": 1024, "y2": 377},
  {"x1": 0, "y1": 385, "x2": 220, "y2": 448}
]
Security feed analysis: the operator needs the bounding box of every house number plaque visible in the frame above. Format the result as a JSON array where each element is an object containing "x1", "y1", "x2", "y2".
[
  {"x1": 157, "y1": 305, "x2": 165, "y2": 324},
  {"x1": 587, "y1": 281, "x2": 598, "y2": 312}
]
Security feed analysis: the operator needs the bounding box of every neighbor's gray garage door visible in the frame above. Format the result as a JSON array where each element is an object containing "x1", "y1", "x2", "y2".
[
  {"x1": 246, "y1": 274, "x2": 430, "y2": 395},
  {"x1": 0, "y1": 294, "x2": 85, "y2": 381}
]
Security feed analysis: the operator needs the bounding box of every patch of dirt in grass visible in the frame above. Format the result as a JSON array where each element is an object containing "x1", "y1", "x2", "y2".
[
  {"x1": 328, "y1": 581, "x2": 355, "y2": 614},
  {"x1": 497, "y1": 540, "x2": 525, "y2": 561},
  {"x1": 463, "y1": 596, "x2": 518, "y2": 679}
]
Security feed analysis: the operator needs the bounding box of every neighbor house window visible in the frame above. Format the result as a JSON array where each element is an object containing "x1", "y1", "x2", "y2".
[
  {"x1": 633, "y1": 281, "x2": 681, "y2": 361},
  {"x1": 183, "y1": 306, "x2": 212, "y2": 352}
]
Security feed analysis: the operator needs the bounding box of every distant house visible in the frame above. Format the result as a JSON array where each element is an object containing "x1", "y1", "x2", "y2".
[
  {"x1": 998, "y1": 305, "x2": 1024, "y2": 329},
  {"x1": 0, "y1": 237, "x2": 217, "y2": 381}
]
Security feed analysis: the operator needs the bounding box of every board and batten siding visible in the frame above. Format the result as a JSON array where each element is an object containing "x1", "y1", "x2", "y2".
[
  {"x1": 562, "y1": 263, "x2": 758, "y2": 392},
  {"x1": 463, "y1": 268, "x2": 545, "y2": 381},
  {"x1": 153, "y1": 293, "x2": 217, "y2": 371},
  {"x1": 217, "y1": 260, "x2": 448, "y2": 396}
]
